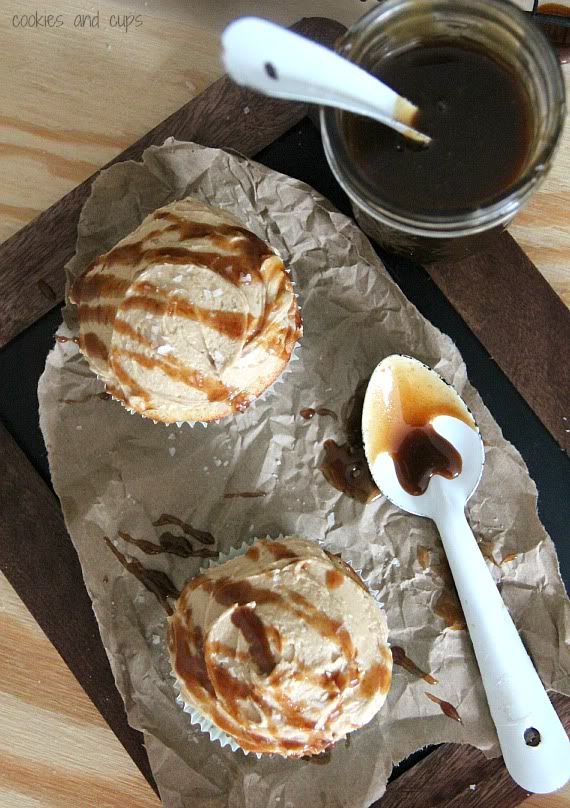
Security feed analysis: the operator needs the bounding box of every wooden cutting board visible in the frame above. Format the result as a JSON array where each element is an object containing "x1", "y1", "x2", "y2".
[{"x1": 0, "y1": 16, "x2": 568, "y2": 808}]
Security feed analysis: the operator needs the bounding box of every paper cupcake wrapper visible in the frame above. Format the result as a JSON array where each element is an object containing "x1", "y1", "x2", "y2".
[
  {"x1": 170, "y1": 537, "x2": 267, "y2": 756},
  {"x1": 170, "y1": 537, "x2": 380, "y2": 757},
  {"x1": 54, "y1": 328, "x2": 301, "y2": 429}
]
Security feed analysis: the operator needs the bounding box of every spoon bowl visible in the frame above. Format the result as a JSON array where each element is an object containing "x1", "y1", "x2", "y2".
[
  {"x1": 362, "y1": 355, "x2": 570, "y2": 794},
  {"x1": 369, "y1": 414, "x2": 484, "y2": 518}
]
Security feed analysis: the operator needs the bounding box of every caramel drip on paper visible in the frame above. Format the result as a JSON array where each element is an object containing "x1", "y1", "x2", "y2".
[
  {"x1": 432, "y1": 558, "x2": 466, "y2": 631},
  {"x1": 118, "y1": 530, "x2": 217, "y2": 559},
  {"x1": 391, "y1": 646, "x2": 438, "y2": 684},
  {"x1": 224, "y1": 491, "x2": 267, "y2": 499},
  {"x1": 425, "y1": 692, "x2": 462, "y2": 723},
  {"x1": 55, "y1": 335, "x2": 80, "y2": 344},
  {"x1": 319, "y1": 380, "x2": 380, "y2": 505},
  {"x1": 417, "y1": 544, "x2": 431, "y2": 570},
  {"x1": 60, "y1": 392, "x2": 110, "y2": 404},
  {"x1": 300, "y1": 407, "x2": 338, "y2": 421},
  {"x1": 152, "y1": 514, "x2": 215, "y2": 545},
  {"x1": 104, "y1": 537, "x2": 179, "y2": 614}
]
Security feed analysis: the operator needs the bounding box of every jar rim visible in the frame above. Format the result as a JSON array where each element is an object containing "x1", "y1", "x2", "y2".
[{"x1": 320, "y1": 0, "x2": 566, "y2": 238}]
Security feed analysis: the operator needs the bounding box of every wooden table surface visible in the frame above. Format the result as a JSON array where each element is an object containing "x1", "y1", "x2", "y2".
[{"x1": 0, "y1": 1, "x2": 568, "y2": 806}]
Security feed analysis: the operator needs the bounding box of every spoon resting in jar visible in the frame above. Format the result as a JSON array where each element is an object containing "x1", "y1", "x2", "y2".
[
  {"x1": 362, "y1": 354, "x2": 570, "y2": 794},
  {"x1": 221, "y1": 17, "x2": 431, "y2": 145}
]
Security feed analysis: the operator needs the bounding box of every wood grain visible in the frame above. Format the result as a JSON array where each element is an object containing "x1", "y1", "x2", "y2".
[
  {"x1": 0, "y1": 421, "x2": 156, "y2": 792},
  {"x1": 0, "y1": 14, "x2": 344, "y2": 348},
  {"x1": 0, "y1": 0, "x2": 568, "y2": 308},
  {"x1": 0, "y1": 572, "x2": 160, "y2": 808}
]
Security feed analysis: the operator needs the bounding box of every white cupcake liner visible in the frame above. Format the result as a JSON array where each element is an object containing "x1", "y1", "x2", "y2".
[
  {"x1": 171, "y1": 536, "x2": 271, "y2": 756},
  {"x1": 59, "y1": 322, "x2": 302, "y2": 429},
  {"x1": 171, "y1": 536, "x2": 385, "y2": 756}
]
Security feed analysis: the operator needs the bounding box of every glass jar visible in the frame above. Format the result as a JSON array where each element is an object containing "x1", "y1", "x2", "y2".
[{"x1": 320, "y1": 0, "x2": 566, "y2": 262}]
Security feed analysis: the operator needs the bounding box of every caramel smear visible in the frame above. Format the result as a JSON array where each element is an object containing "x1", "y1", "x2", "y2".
[
  {"x1": 300, "y1": 407, "x2": 338, "y2": 421},
  {"x1": 425, "y1": 692, "x2": 462, "y2": 723},
  {"x1": 391, "y1": 646, "x2": 438, "y2": 685},
  {"x1": 478, "y1": 540, "x2": 499, "y2": 567},
  {"x1": 302, "y1": 748, "x2": 332, "y2": 765},
  {"x1": 318, "y1": 379, "x2": 381, "y2": 505},
  {"x1": 119, "y1": 530, "x2": 217, "y2": 559},
  {"x1": 60, "y1": 392, "x2": 110, "y2": 405},
  {"x1": 224, "y1": 491, "x2": 267, "y2": 499},
  {"x1": 152, "y1": 513, "x2": 215, "y2": 545},
  {"x1": 417, "y1": 544, "x2": 431, "y2": 570},
  {"x1": 433, "y1": 587, "x2": 466, "y2": 631},
  {"x1": 320, "y1": 439, "x2": 380, "y2": 504},
  {"x1": 104, "y1": 537, "x2": 179, "y2": 614},
  {"x1": 55, "y1": 335, "x2": 80, "y2": 344},
  {"x1": 432, "y1": 558, "x2": 466, "y2": 631}
]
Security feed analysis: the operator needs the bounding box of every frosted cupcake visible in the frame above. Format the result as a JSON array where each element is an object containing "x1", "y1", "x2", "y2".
[
  {"x1": 168, "y1": 537, "x2": 392, "y2": 756},
  {"x1": 70, "y1": 198, "x2": 302, "y2": 423}
]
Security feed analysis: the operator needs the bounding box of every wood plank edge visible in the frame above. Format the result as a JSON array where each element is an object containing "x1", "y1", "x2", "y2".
[{"x1": 0, "y1": 421, "x2": 158, "y2": 793}]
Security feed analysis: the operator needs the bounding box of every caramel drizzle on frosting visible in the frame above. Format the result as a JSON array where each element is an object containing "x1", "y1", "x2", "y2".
[
  {"x1": 79, "y1": 332, "x2": 108, "y2": 362},
  {"x1": 230, "y1": 605, "x2": 277, "y2": 676},
  {"x1": 169, "y1": 551, "x2": 391, "y2": 755},
  {"x1": 110, "y1": 348, "x2": 252, "y2": 412},
  {"x1": 80, "y1": 295, "x2": 247, "y2": 342},
  {"x1": 126, "y1": 283, "x2": 248, "y2": 339},
  {"x1": 71, "y1": 270, "x2": 130, "y2": 303},
  {"x1": 77, "y1": 303, "x2": 116, "y2": 326},
  {"x1": 325, "y1": 569, "x2": 344, "y2": 590},
  {"x1": 110, "y1": 359, "x2": 152, "y2": 404},
  {"x1": 77, "y1": 215, "x2": 272, "y2": 292},
  {"x1": 73, "y1": 211, "x2": 301, "y2": 414}
]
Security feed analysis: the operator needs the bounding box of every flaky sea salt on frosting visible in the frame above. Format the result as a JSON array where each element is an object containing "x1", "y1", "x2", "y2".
[
  {"x1": 168, "y1": 537, "x2": 392, "y2": 757},
  {"x1": 70, "y1": 197, "x2": 301, "y2": 423}
]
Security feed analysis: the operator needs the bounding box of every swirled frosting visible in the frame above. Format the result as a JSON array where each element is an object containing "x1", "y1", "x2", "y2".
[
  {"x1": 70, "y1": 197, "x2": 301, "y2": 423},
  {"x1": 168, "y1": 537, "x2": 392, "y2": 756}
]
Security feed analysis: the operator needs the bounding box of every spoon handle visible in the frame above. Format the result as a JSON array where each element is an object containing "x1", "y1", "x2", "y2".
[
  {"x1": 435, "y1": 501, "x2": 570, "y2": 794},
  {"x1": 221, "y1": 17, "x2": 427, "y2": 141}
]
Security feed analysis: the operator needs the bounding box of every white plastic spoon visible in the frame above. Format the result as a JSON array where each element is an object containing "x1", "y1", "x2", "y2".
[
  {"x1": 362, "y1": 355, "x2": 570, "y2": 794},
  {"x1": 221, "y1": 17, "x2": 431, "y2": 145}
]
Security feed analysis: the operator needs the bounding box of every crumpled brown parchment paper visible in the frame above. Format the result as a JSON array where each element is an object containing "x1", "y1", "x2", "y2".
[{"x1": 38, "y1": 139, "x2": 570, "y2": 808}]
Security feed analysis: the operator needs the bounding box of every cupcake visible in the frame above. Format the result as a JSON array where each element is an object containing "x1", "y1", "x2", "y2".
[
  {"x1": 168, "y1": 537, "x2": 392, "y2": 756},
  {"x1": 69, "y1": 198, "x2": 302, "y2": 423}
]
